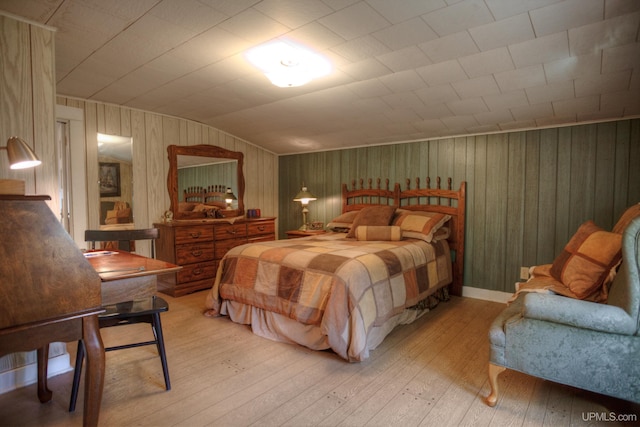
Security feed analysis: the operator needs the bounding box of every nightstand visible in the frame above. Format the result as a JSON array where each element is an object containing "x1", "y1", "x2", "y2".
[{"x1": 285, "y1": 229, "x2": 327, "y2": 239}]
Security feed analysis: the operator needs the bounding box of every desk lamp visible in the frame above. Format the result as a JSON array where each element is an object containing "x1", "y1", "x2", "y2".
[
  {"x1": 0, "y1": 137, "x2": 42, "y2": 195},
  {"x1": 293, "y1": 185, "x2": 316, "y2": 230},
  {"x1": 2, "y1": 137, "x2": 41, "y2": 169}
]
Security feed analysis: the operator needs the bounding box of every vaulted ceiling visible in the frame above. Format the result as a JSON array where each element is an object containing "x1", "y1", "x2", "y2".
[{"x1": 2, "y1": 0, "x2": 639, "y2": 154}]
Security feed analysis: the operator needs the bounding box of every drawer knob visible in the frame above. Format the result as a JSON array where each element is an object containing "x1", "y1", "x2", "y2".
[
  {"x1": 257, "y1": 226, "x2": 265, "y2": 231},
  {"x1": 193, "y1": 268, "x2": 202, "y2": 275},
  {"x1": 190, "y1": 231, "x2": 201, "y2": 238},
  {"x1": 191, "y1": 250, "x2": 203, "y2": 257}
]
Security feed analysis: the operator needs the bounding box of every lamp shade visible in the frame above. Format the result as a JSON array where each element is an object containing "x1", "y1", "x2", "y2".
[
  {"x1": 5, "y1": 137, "x2": 41, "y2": 169},
  {"x1": 225, "y1": 188, "x2": 237, "y2": 201},
  {"x1": 293, "y1": 186, "x2": 317, "y2": 204}
]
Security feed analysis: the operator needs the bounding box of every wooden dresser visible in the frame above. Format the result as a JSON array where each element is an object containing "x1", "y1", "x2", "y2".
[{"x1": 154, "y1": 217, "x2": 276, "y2": 296}]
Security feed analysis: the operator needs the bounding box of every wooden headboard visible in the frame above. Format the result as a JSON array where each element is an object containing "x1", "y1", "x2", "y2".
[{"x1": 341, "y1": 177, "x2": 466, "y2": 296}]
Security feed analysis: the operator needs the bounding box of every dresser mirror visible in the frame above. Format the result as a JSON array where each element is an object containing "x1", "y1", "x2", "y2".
[
  {"x1": 167, "y1": 144, "x2": 245, "y2": 220},
  {"x1": 97, "y1": 133, "x2": 134, "y2": 227}
]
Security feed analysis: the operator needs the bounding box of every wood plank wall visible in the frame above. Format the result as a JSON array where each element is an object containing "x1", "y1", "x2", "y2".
[
  {"x1": 279, "y1": 119, "x2": 640, "y2": 293},
  {"x1": 0, "y1": 14, "x2": 57, "y2": 212},
  {"x1": 56, "y1": 96, "x2": 279, "y2": 246}
]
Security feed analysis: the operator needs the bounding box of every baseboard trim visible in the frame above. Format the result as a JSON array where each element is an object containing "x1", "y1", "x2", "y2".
[
  {"x1": 462, "y1": 286, "x2": 512, "y2": 304},
  {"x1": 0, "y1": 352, "x2": 72, "y2": 395}
]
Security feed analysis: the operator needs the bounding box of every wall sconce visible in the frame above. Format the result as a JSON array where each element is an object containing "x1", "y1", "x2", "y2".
[
  {"x1": 225, "y1": 187, "x2": 237, "y2": 210},
  {"x1": 293, "y1": 185, "x2": 317, "y2": 230},
  {"x1": 1, "y1": 137, "x2": 41, "y2": 169}
]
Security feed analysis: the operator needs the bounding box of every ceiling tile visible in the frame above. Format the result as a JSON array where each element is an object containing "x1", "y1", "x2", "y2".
[
  {"x1": 484, "y1": 0, "x2": 563, "y2": 21},
  {"x1": 510, "y1": 102, "x2": 554, "y2": 121},
  {"x1": 469, "y1": 13, "x2": 534, "y2": 52},
  {"x1": 416, "y1": 60, "x2": 468, "y2": 86},
  {"x1": 416, "y1": 84, "x2": 460, "y2": 106},
  {"x1": 318, "y1": 2, "x2": 389, "y2": 40},
  {"x1": 552, "y1": 95, "x2": 600, "y2": 116},
  {"x1": 367, "y1": 0, "x2": 445, "y2": 24},
  {"x1": 376, "y1": 46, "x2": 432, "y2": 72},
  {"x1": 447, "y1": 97, "x2": 488, "y2": 115},
  {"x1": 543, "y1": 52, "x2": 601, "y2": 83},
  {"x1": 422, "y1": 0, "x2": 494, "y2": 36},
  {"x1": 254, "y1": 0, "x2": 333, "y2": 29},
  {"x1": 372, "y1": 17, "x2": 438, "y2": 50},
  {"x1": 482, "y1": 90, "x2": 529, "y2": 111},
  {"x1": 217, "y1": 7, "x2": 290, "y2": 43},
  {"x1": 494, "y1": 65, "x2": 546, "y2": 92},
  {"x1": 148, "y1": 0, "x2": 227, "y2": 33},
  {"x1": 330, "y1": 35, "x2": 391, "y2": 62},
  {"x1": 419, "y1": 31, "x2": 478, "y2": 63},
  {"x1": 379, "y1": 70, "x2": 427, "y2": 92},
  {"x1": 452, "y1": 75, "x2": 500, "y2": 99},
  {"x1": 575, "y1": 70, "x2": 632, "y2": 97},
  {"x1": 508, "y1": 32, "x2": 569, "y2": 68},
  {"x1": 525, "y1": 80, "x2": 574, "y2": 104},
  {"x1": 569, "y1": 11, "x2": 640, "y2": 55},
  {"x1": 474, "y1": 109, "x2": 515, "y2": 126},
  {"x1": 530, "y1": 0, "x2": 603, "y2": 37},
  {"x1": 602, "y1": 42, "x2": 640, "y2": 73},
  {"x1": 458, "y1": 47, "x2": 514, "y2": 78},
  {"x1": 605, "y1": 0, "x2": 640, "y2": 18}
]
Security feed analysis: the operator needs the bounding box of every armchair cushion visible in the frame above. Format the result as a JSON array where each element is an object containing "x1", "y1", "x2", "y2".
[
  {"x1": 522, "y1": 293, "x2": 637, "y2": 335},
  {"x1": 549, "y1": 221, "x2": 622, "y2": 300}
]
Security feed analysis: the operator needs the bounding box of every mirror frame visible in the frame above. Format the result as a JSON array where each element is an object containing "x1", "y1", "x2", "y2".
[{"x1": 167, "y1": 144, "x2": 245, "y2": 220}]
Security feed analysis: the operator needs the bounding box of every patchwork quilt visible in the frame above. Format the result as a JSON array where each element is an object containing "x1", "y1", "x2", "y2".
[{"x1": 205, "y1": 233, "x2": 452, "y2": 361}]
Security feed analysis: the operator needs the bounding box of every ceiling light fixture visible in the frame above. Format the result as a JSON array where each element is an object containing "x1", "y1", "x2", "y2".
[{"x1": 246, "y1": 40, "x2": 332, "y2": 88}]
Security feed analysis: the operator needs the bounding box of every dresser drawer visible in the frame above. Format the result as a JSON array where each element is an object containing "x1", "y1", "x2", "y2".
[
  {"x1": 247, "y1": 220, "x2": 275, "y2": 237},
  {"x1": 214, "y1": 223, "x2": 247, "y2": 241},
  {"x1": 215, "y1": 238, "x2": 248, "y2": 259},
  {"x1": 176, "y1": 242, "x2": 215, "y2": 265},
  {"x1": 175, "y1": 225, "x2": 214, "y2": 245},
  {"x1": 176, "y1": 261, "x2": 217, "y2": 284}
]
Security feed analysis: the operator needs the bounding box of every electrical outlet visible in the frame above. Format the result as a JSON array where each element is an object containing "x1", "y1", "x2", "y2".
[{"x1": 520, "y1": 267, "x2": 530, "y2": 280}]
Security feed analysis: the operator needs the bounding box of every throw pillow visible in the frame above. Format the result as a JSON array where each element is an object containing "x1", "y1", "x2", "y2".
[
  {"x1": 346, "y1": 205, "x2": 396, "y2": 238},
  {"x1": 550, "y1": 221, "x2": 622, "y2": 300},
  {"x1": 355, "y1": 225, "x2": 402, "y2": 241},
  {"x1": 392, "y1": 211, "x2": 451, "y2": 242},
  {"x1": 327, "y1": 210, "x2": 360, "y2": 232}
]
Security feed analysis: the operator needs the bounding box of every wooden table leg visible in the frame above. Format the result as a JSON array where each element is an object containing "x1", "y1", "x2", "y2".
[
  {"x1": 82, "y1": 315, "x2": 104, "y2": 427},
  {"x1": 36, "y1": 344, "x2": 52, "y2": 403}
]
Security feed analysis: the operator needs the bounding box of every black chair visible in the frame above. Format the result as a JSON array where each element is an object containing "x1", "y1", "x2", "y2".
[{"x1": 69, "y1": 228, "x2": 170, "y2": 412}]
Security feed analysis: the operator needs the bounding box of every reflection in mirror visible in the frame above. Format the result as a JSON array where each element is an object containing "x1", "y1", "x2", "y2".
[
  {"x1": 167, "y1": 145, "x2": 245, "y2": 220},
  {"x1": 97, "y1": 133, "x2": 133, "y2": 228}
]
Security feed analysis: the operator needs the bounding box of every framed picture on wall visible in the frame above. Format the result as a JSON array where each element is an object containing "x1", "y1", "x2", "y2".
[{"x1": 99, "y1": 162, "x2": 121, "y2": 197}]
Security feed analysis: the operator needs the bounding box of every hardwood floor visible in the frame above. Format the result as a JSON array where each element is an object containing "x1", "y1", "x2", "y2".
[{"x1": 0, "y1": 291, "x2": 638, "y2": 426}]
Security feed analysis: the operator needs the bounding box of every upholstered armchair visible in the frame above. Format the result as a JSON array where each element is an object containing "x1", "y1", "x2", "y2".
[{"x1": 486, "y1": 216, "x2": 640, "y2": 406}]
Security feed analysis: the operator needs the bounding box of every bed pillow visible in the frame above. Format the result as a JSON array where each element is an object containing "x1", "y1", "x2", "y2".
[
  {"x1": 392, "y1": 211, "x2": 451, "y2": 242},
  {"x1": 326, "y1": 210, "x2": 359, "y2": 232},
  {"x1": 432, "y1": 227, "x2": 450, "y2": 241},
  {"x1": 549, "y1": 220, "x2": 622, "y2": 300},
  {"x1": 346, "y1": 205, "x2": 396, "y2": 238},
  {"x1": 355, "y1": 225, "x2": 402, "y2": 241}
]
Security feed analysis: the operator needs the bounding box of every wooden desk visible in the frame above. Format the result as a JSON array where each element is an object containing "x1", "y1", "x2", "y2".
[
  {"x1": 86, "y1": 250, "x2": 181, "y2": 305},
  {"x1": 0, "y1": 196, "x2": 105, "y2": 427}
]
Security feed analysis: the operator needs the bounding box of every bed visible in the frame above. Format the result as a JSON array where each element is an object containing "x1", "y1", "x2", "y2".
[{"x1": 204, "y1": 177, "x2": 466, "y2": 361}]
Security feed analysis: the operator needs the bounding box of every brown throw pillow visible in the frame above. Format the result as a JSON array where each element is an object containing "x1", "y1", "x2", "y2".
[
  {"x1": 355, "y1": 225, "x2": 402, "y2": 241},
  {"x1": 392, "y1": 211, "x2": 451, "y2": 242},
  {"x1": 550, "y1": 221, "x2": 622, "y2": 299},
  {"x1": 327, "y1": 210, "x2": 360, "y2": 232},
  {"x1": 346, "y1": 205, "x2": 396, "y2": 238}
]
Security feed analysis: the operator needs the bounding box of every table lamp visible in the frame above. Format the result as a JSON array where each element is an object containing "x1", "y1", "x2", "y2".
[
  {"x1": 225, "y1": 187, "x2": 237, "y2": 210},
  {"x1": 293, "y1": 184, "x2": 316, "y2": 230}
]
